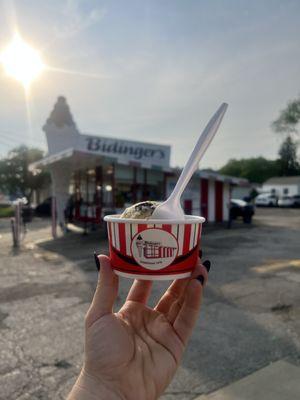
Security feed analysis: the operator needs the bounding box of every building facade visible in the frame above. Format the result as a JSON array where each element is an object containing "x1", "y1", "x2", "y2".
[
  {"x1": 262, "y1": 176, "x2": 300, "y2": 197},
  {"x1": 30, "y1": 97, "x2": 247, "y2": 234}
]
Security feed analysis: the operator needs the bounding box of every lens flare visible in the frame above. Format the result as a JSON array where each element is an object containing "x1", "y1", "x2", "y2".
[{"x1": 0, "y1": 34, "x2": 45, "y2": 89}]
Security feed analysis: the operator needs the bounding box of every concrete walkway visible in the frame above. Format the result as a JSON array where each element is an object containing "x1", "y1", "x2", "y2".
[{"x1": 196, "y1": 360, "x2": 300, "y2": 400}]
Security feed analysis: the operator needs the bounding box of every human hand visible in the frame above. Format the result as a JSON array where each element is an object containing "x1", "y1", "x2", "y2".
[{"x1": 68, "y1": 255, "x2": 208, "y2": 400}]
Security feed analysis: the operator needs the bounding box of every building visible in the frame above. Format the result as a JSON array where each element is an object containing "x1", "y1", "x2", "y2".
[
  {"x1": 262, "y1": 176, "x2": 300, "y2": 197},
  {"x1": 165, "y1": 169, "x2": 246, "y2": 222},
  {"x1": 231, "y1": 181, "x2": 261, "y2": 201},
  {"x1": 30, "y1": 97, "x2": 248, "y2": 235}
]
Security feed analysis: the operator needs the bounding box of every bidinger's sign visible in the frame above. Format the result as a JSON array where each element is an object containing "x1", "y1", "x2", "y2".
[{"x1": 79, "y1": 134, "x2": 171, "y2": 167}]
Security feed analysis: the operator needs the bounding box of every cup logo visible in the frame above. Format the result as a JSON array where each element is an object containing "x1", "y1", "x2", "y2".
[{"x1": 131, "y1": 228, "x2": 178, "y2": 270}]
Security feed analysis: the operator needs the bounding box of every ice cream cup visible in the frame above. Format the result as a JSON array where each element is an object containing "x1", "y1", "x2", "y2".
[{"x1": 104, "y1": 215, "x2": 205, "y2": 280}]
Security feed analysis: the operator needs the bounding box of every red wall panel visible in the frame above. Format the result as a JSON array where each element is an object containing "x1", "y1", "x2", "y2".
[
  {"x1": 200, "y1": 179, "x2": 208, "y2": 220},
  {"x1": 215, "y1": 181, "x2": 223, "y2": 222}
]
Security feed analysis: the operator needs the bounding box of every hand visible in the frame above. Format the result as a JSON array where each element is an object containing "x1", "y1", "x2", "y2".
[{"x1": 68, "y1": 255, "x2": 208, "y2": 400}]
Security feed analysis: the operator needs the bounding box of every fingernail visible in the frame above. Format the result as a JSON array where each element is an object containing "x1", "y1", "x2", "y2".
[
  {"x1": 196, "y1": 275, "x2": 205, "y2": 286},
  {"x1": 94, "y1": 252, "x2": 100, "y2": 271},
  {"x1": 199, "y1": 249, "x2": 202, "y2": 258},
  {"x1": 203, "y1": 260, "x2": 211, "y2": 273}
]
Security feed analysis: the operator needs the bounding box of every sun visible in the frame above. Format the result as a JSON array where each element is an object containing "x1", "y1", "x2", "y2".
[{"x1": 0, "y1": 34, "x2": 45, "y2": 89}]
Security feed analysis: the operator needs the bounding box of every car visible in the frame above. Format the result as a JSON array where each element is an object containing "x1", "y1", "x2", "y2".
[
  {"x1": 278, "y1": 195, "x2": 300, "y2": 208},
  {"x1": 35, "y1": 197, "x2": 52, "y2": 216},
  {"x1": 0, "y1": 193, "x2": 11, "y2": 206},
  {"x1": 255, "y1": 194, "x2": 277, "y2": 207},
  {"x1": 230, "y1": 199, "x2": 255, "y2": 223},
  {"x1": 292, "y1": 195, "x2": 300, "y2": 207}
]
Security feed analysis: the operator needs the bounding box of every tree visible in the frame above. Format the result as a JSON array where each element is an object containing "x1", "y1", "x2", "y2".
[
  {"x1": 272, "y1": 96, "x2": 300, "y2": 134},
  {"x1": 278, "y1": 136, "x2": 300, "y2": 176},
  {"x1": 0, "y1": 146, "x2": 50, "y2": 203},
  {"x1": 272, "y1": 96, "x2": 300, "y2": 176},
  {"x1": 219, "y1": 157, "x2": 280, "y2": 183}
]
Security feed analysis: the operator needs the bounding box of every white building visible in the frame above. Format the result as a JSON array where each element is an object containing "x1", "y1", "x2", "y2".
[
  {"x1": 30, "y1": 97, "x2": 248, "y2": 235},
  {"x1": 262, "y1": 176, "x2": 300, "y2": 197}
]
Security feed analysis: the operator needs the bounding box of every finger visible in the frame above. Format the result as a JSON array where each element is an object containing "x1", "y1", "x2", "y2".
[
  {"x1": 166, "y1": 262, "x2": 207, "y2": 324},
  {"x1": 193, "y1": 257, "x2": 209, "y2": 286},
  {"x1": 155, "y1": 278, "x2": 190, "y2": 314},
  {"x1": 173, "y1": 277, "x2": 203, "y2": 345},
  {"x1": 198, "y1": 264, "x2": 208, "y2": 286},
  {"x1": 156, "y1": 258, "x2": 204, "y2": 316},
  {"x1": 126, "y1": 279, "x2": 153, "y2": 304},
  {"x1": 86, "y1": 255, "x2": 119, "y2": 327}
]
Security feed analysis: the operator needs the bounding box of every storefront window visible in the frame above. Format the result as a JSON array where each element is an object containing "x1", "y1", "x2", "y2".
[{"x1": 68, "y1": 163, "x2": 166, "y2": 221}]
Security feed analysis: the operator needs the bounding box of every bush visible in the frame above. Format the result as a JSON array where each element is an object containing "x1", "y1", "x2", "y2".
[{"x1": 0, "y1": 206, "x2": 14, "y2": 218}]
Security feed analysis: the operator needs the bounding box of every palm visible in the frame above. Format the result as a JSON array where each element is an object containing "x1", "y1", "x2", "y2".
[{"x1": 83, "y1": 256, "x2": 206, "y2": 400}]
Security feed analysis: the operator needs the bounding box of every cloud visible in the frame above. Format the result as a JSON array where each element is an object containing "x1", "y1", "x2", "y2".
[{"x1": 54, "y1": 0, "x2": 106, "y2": 38}]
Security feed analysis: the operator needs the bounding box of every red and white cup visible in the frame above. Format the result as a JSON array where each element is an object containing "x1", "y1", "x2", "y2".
[{"x1": 104, "y1": 215, "x2": 205, "y2": 280}]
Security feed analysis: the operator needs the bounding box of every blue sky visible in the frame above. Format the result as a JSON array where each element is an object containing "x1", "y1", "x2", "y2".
[{"x1": 0, "y1": 0, "x2": 299, "y2": 168}]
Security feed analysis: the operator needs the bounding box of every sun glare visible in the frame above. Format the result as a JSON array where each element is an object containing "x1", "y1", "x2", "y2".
[{"x1": 0, "y1": 35, "x2": 45, "y2": 89}]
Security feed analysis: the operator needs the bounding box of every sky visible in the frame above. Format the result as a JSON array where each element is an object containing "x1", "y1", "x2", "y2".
[{"x1": 0, "y1": 0, "x2": 300, "y2": 168}]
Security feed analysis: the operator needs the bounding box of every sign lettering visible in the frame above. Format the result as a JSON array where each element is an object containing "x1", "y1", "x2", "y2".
[{"x1": 80, "y1": 135, "x2": 170, "y2": 167}]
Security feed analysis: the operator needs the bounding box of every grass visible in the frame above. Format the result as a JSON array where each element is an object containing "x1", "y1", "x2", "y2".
[{"x1": 0, "y1": 206, "x2": 14, "y2": 218}]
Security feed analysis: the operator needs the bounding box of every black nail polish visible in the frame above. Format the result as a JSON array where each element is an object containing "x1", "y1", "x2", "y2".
[
  {"x1": 203, "y1": 260, "x2": 211, "y2": 273},
  {"x1": 94, "y1": 252, "x2": 100, "y2": 271},
  {"x1": 199, "y1": 249, "x2": 203, "y2": 258},
  {"x1": 196, "y1": 275, "x2": 205, "y2": 286}
]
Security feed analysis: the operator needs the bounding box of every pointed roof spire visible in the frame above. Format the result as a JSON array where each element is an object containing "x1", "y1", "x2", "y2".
[{"x1": 46, "y1": 96, "x2": 76, "y2": 128}]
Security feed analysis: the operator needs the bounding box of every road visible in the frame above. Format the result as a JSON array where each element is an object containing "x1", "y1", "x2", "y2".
[{"x1": 0, "y1": 208, "x2": 300, "y2": 399}]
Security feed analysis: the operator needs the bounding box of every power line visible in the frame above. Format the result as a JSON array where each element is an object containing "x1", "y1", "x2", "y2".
[
  {"x1": 0, "y1": 129, "x2": 45, "y2": 141},
  {"x1": 0, "y1": 131, "x2": 45, "y2": 147}
]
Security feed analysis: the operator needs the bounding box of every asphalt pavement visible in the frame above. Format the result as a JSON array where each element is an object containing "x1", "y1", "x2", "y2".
[{"x1": 0, "y1": 208, "x2": 299, "y2": 400}]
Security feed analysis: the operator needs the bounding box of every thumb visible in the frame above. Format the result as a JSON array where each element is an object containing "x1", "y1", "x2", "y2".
[{"x1": 85, "y1": 255, "x2": 119, "y2": 328}]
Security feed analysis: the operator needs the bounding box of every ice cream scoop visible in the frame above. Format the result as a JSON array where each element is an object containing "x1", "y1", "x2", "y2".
[
  {"x1": 120, "y1": 201, "x2": 160, "y2": 219},
  {"x1": 150, "y1": 103, "x2": 228, "y2": 220}
]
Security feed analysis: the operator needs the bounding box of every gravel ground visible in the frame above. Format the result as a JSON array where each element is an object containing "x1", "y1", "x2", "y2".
[{"x1": 0, "y1": 208, "x2": 300, "y2": 400}]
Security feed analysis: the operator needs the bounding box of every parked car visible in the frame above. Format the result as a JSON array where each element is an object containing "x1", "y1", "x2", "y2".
[
  {"x1": 255, "y1": 193, "x2": 277, "y2": 207},
  {"x1": 21, "y1": 205, "x2": 34, "y2": 223},
  {"x1": 230, "y1": 199, "x2": 255, "y2": 223},
  {"x1": 35, "y1": 197, "x2": 52, "y2": 216},
  {"x1": 278, "y1": 195, "x2": 300, "y2": 208},
  {"x1": 0, "y1": 194, "x2": 11, "y2": 206},
  {"x1": 293, "y1": 195, "x2": 300, "y2": 207}
]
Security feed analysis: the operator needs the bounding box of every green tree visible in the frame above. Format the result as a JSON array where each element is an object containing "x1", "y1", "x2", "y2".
[
  {"x1": 219, "y1": 157, "x2": 280, "y2": 183},
  {"x1": 278, "y1": 136, "x2": 300, "y2": 176},
  {"x1": 272, "y1": 96, "x2": 300, "y2": 134},
  {"x1": 0, "y1": 145, "x2": 50, "y2": 203},
  {"x1": 272, "y1": 96, "x2": 300, "y2": 176}
]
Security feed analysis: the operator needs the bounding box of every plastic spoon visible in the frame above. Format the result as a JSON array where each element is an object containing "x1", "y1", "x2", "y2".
[{"x1": 151, "y1": 102, "x2": 228, "y2": 220}]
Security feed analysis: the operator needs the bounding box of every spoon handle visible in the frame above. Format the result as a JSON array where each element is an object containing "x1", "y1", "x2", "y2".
[{"x1": 169, "y1": 103, "x2": 228, "y2": 203}]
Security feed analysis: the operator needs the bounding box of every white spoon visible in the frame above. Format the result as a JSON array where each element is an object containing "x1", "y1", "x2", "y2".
[{"x1": 151, "y1": 103, "x2": 228, "y2": 220}]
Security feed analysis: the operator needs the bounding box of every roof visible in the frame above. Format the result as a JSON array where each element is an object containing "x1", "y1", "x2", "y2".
[
  {"x1": 29, "y1": 148, "x2": 74, "y2": 171},
  {"x1": 170, "y1": 168, "x2": 249, "y2": 185},
  {"x1": 264, "y1": 176, "x2": 300, "y2": 185},
  {"x1": 29, "y1": 148, "x2": 172, "y2": 173}
]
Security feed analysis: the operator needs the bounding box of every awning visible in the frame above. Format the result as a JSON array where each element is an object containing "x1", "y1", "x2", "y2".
[
  {"x1": 29, "y1": 148, "x2": 74, "y2": 171},
  {"x1": 29, "y1": 148, "x2": 172, "y2": 173}
]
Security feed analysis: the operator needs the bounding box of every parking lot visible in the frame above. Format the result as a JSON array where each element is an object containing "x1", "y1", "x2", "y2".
[{"x1": 0, "y1": 207, "x2": 300, "y2": 400}]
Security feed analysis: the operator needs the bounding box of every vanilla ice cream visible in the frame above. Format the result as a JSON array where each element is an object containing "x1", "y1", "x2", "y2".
[{"x1": 120, "y1": 201, "x2": 160, "y2": 219}]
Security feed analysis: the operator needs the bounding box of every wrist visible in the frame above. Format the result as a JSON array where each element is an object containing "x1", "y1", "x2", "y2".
[{"x1": 67, "y1": 370, "x2": 125, "y2": 400}]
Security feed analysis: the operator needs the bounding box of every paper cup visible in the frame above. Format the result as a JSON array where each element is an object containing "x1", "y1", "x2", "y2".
[{"x1": 104, "y1": 214, "x2": 205, "y2": 280}]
